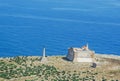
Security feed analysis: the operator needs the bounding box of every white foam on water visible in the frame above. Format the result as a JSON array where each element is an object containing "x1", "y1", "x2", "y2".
[
  {"x1": 52, "y1": 8, "x2": 91, "y2": 11},
  {"x1": 0, "y1": 13, "x2": 120, "y2": 26}
]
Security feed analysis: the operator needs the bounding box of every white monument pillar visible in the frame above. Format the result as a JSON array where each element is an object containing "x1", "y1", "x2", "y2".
[
  {"x1": 43, "y1": 48, "x2": 45, "y2": 57},
  {"x1": 40, "y1": 48, "x2": 47, "y2": 62}
]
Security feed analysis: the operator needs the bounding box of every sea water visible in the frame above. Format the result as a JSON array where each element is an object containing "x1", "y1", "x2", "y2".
[{"x1": 0, "y1": 0, "x2": 120, "y2": 57}]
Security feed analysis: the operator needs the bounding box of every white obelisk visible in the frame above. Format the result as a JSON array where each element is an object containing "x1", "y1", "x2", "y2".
[
  {"x1": 40, "y1": 48, "x2": 47, "y2": 62},
  {"x1": 43, "y1": 48, "x2": 45, "y2": 57}
]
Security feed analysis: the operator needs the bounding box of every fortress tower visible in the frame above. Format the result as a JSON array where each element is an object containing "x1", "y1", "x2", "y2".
[{"x1": 66, "y1": 44, "x2": 95, "y2": 62}]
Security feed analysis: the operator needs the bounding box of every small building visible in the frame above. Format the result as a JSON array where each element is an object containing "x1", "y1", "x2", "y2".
[{"x1": 66, "y1": 44, "x2": 95, "y2": 62}]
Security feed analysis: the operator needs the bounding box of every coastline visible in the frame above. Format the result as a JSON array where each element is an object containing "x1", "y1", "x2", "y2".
[
  {"x1": 0, "y1": 53, "x2": 120, "y2": 59},
  {"x1": 95, "y1": 53, "x2": 120, "y2": 59}
]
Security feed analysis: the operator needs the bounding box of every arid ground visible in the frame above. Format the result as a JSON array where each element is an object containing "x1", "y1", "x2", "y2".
[{"x1": 0, "y1": 54, "x2": 120, "y2": 81}]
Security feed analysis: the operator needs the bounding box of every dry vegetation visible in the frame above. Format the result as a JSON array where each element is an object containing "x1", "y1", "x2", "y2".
[{"x1": 0, "y1": 54, "x2": 120, "y2": 81}]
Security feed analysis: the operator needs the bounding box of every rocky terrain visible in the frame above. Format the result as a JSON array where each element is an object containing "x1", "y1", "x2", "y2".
[{"x1": 0, "y1": 54, "x2": 120, "y2": 81}]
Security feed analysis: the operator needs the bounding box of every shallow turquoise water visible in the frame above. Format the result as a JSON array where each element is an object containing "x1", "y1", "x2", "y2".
[{"x1": 0, "y1": 0, "x2": 120, "y2": 57}]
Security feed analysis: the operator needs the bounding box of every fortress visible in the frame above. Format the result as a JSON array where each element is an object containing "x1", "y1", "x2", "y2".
[{"x1": 66, "y1": 44, "x2": 95, "y2": 62}]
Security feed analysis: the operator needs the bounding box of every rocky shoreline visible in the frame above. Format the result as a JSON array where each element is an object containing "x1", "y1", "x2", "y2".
[{"x1": 95, "y1": 53, "x2": 120, "y2": 59}]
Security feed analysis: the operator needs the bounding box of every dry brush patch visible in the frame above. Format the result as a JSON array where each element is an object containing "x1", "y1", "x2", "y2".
[{"x1": 0, "y1": 55, "x2": 120, "y2": 81}]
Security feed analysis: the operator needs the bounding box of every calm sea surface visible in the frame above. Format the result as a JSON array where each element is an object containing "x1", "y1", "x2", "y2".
[{"x1": 0, "y1": 0, "x2": 120, "y2": 57}]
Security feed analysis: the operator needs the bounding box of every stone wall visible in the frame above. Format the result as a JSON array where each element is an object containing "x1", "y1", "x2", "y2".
[{"x1": 67, "y1": 47, "x2": 95, "y2": 62}]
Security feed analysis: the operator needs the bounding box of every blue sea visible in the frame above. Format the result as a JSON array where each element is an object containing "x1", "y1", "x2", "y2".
[{"x1": 0, "y1": 0, "x2": 120, "y2": 57}]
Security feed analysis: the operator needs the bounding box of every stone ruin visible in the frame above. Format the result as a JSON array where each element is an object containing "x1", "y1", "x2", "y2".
[{"x1": 66, "y1": 44, "x2": 95, "y2": 63}]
